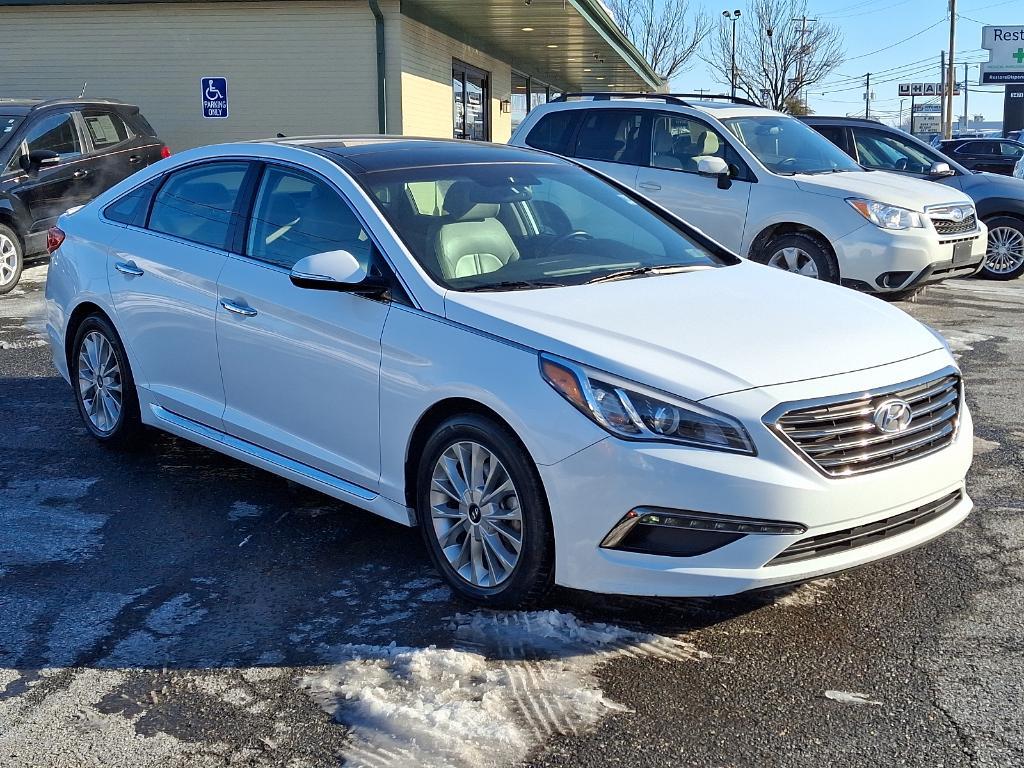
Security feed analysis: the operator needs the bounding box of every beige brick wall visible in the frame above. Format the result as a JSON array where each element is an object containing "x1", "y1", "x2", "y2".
[
  {"x1": 0, "y1": 1, "x2": 385, "y2": 151},
  {"x1": 398, "y1": 15, "x2": 513, "y2": 143}
]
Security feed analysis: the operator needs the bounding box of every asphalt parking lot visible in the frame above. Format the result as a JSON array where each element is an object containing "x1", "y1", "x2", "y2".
[{"x1": 1, "y1": 264, "x2": 1022, "y2": 768}]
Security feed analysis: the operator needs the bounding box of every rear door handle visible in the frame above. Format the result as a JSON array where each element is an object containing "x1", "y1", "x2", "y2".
[
  {"x1": 72, "y1": 169, "x2": 90, "y2": 180},
  {"x1": 114, "y1": 261, "x2": 144, "y2": 277},
  {"x1": 638, "y1": 181, "x2": 662, "y2": 191},
  {"x1": 220, "y1": 299, "x2": 258, "y2": 317},
  {"x1": 128, "y1": 155, "x2": 142, "y2": 165}
]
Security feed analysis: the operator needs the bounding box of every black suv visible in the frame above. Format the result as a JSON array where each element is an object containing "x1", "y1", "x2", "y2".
[
  {"x1": 0, "y1": 98, "x2": 168, "y2": 293},
  {"x1": 934, "y1": 138, "x2": 1024, "y2": 176},
  {"x1": 803, "y1": 116, "x2": 1024, "y2": 281}
]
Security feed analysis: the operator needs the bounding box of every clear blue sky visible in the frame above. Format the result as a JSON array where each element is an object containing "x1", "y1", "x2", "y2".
[{"x1": 677, "y1": 0, "x2": 1020, "y2": 125}]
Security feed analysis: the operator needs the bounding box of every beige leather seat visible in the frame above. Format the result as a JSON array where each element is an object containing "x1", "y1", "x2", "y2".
[
  {"x1": 433, "y1": 182, "x2": 519, "y2": 279},
  {"x1": 652, "y1": 124, "x2": 683, "y2": 170}
]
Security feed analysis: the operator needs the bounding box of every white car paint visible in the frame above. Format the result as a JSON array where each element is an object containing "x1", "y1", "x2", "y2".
[
  {"x1": 510, "y1": 99, "x2": 987, "y2": 293},
  {"x1": 45, "y1": 139, "x2": 973, "y2": 600}
]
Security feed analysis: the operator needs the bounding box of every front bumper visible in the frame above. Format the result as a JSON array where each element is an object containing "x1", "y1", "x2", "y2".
[
  {"x1": 539, "y1": 352, "x2": 974, "y2": 597},
  {"x1": 833, "y1": 221, "x2": 987, "y2": 294}
]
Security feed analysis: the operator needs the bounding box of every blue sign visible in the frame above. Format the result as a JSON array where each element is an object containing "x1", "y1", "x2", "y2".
[{"x1": 201, "y1": 77, "x2": 228, "y2": 119}]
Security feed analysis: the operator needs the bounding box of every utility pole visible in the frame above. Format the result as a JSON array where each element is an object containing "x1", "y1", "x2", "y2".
[
  {"x1": 899, "y1": 98, "x2": 907, "y2": 130},
  {"x1": 945, "y1": 0, "x2": 956, "y2": 139},
  {"x1": 792, "y1": 15, "x2": 817, "y2": 111},
  {"x1": 940, "y1": 50, "x2": 946, "y2": 134},
  {"x1": 963, "y1": 62, "x2": 969, "y2": 131},
  {"x1": 864, "y1": 73, "x2": 871, "y2": 119}
]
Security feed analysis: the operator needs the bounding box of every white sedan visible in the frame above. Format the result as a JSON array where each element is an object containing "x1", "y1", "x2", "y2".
[{"x1": 44, "y1": 137, "x2": 974, "y2": 606}]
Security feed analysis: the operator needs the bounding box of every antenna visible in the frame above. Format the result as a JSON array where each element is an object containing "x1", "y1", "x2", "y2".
[{"x1": 79, "y1": 82, "x2": 88, "y2": 98}]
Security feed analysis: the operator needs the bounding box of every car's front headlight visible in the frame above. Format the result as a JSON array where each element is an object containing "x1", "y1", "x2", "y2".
[
  {"x1": 539, "y1": 353, "x2": 755, "y2": 455},
  {"x1": 846, "y1": 198, "x2": 925, "y2": 230}
]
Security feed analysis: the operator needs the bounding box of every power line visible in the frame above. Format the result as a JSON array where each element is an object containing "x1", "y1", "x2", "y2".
[{"x1": 844, "y1": 17, "x2": 948, "y2": 62}]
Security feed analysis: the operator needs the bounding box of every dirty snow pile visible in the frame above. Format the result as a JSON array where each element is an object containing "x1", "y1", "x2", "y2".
[{"x1": 300, "y1": 610, "x2": 707, "y2": 768}]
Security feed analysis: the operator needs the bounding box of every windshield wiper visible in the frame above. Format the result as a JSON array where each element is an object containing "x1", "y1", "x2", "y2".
[
  {"x1": 462, "y1": 280, "x2": 563, "y2": 292},
  {"x1": 586, "y1": 264, "x2": 705, "y2": 285}
]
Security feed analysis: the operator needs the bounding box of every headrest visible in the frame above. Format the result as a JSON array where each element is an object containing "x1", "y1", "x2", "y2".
[
  {"x1": 443, "y1": 181, "x2": 501, "y2": 221},
  {"x1": 699, "y1": 131, "x2": 720, "y2": 155},
  {"x1": 653, "y1": 127, "x2": 674, "y2": 153}
]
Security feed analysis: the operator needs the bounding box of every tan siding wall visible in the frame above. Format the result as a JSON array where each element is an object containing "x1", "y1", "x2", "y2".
[
  {"x1": 0, "y1": 1, "x2": 384, "y2": 151},
  {"x1": 399, "y1": 16, "x2": 513, "y2": 143}
]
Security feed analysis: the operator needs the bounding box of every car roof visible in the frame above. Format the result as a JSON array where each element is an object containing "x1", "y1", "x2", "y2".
[
  {"x1": 0, "y1": 97, "x2": 138, "y2": 115},
  {"x1": 263, "y1": 136, "x2": 568, "y2": 173},
  {"x1": 800, "y1": 116, "x2": 887, "y2": 126},
  {"x1": 530, "y1": 97, "x2": 780, "y2": 120}
]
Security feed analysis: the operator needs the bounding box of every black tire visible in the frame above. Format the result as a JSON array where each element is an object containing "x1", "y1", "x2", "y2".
[
  {"x1": 70, "y1": 314, "x2": 144, "y2": 447},
  {"x1": 0, "y1": 224, "x2": 25, "y2": 296},
  {"x1": 416, "y1": 413, "x2": 554, "y2": 608},
  {"x1": 979, "y1": 216, "x2": 1024, "y2": 280},
  {"x1": 754, "y1": 231, "x2": 840, "y2": 284}
]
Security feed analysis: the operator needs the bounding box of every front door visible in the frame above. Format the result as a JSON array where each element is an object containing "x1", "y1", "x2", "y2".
[
  {"x1": 216, "y1": 164, "x2": 389, "y2": 490},
  {"x1": 634, "y1": 113, "x2": 752, "y2": 252},
  {"x1": 453, "y1": 60, "x2": 490, "y2": 141},
  {"x1": 108, "y1": 160, "x2": 251, "y2": 427}
]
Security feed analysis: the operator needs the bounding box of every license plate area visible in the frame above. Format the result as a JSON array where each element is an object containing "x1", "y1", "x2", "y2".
[{"x1": 952, "y1": 240, "x2": 974, "y2": 265}]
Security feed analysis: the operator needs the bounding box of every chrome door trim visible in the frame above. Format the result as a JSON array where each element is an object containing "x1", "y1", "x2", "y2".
[
  {"x1": 149, "y1": 404, "x2": 376, "y2": 501},
  {"x1": 114, "y1": 261, "x2": 144, "y2": 276}
]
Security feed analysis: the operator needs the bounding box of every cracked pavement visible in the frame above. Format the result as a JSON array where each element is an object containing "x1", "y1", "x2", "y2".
[{"x1": 1, "y1": 264, "x2": 1022, "y2": 767}]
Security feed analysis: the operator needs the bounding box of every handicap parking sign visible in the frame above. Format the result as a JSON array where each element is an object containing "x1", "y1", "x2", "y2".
[{"x1": 201, "y1": 77, "x2": 228, "y2": 119}]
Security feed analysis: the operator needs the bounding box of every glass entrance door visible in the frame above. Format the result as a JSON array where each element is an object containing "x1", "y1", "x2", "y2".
[{"x1": 453, "y1": 60, "x2": 490, "y2": 141}]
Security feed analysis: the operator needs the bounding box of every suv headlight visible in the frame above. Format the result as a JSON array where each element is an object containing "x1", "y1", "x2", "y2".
[
  {"x1": 539, "y1": 353, "x2": 755, "y2": 455},
  {"x1": 846, "y1": 198, "x2": 925, "y2": 230}
]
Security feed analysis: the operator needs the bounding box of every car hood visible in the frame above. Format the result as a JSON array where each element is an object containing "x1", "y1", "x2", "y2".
[
  {"x1": 443, "y1": 262, "x2": 944, "y2": 401},
  {"x1": 793, "y1": 169, "x2": 972, "y2": 209},
  {"x1": 958, "y1": 170, "x2": 1024, "y2": 196}
]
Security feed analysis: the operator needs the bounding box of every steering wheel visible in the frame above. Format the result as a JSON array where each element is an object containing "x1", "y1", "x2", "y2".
[
  {"x1": 776, "y1": 157, "x2": 800, "y2": 172},
  {"x1": 549, "y1": 230, "x2": 593, "y2": 252}
]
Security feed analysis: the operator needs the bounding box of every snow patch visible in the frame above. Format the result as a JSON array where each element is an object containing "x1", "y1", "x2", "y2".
[
  {"x1": 943, "y1": 330, "x2": 992, "y2": 354},
  {"x1": 0, "y1": 478, "x2": 103, "y2": 566},
  {"x1": 228, "y1": 501, "x2": 263, "y2": 521},
  {"x1": 974, "y1": 436, "x2": 1000, "y2": 455},
  {"x1": 771, "y1": 578, "x2": 836, "y2": 608},
  {"x1": 824, "y1": 690, "x2": 881, "y2": 706},
  {"x1": 301, "y1": 610, "x2": 706, "y2": 768}
]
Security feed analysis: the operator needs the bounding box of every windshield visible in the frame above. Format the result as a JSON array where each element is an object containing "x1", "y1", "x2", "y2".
[
  {"x1": 0, "y1": 115, "x2": 23, "y2": 150},
  {"x1": 362, "y1": 162, "x2": 730, "y2": 291},
  {"x1": 724, "y1": 115, "x2": 862, "y2": 175}
]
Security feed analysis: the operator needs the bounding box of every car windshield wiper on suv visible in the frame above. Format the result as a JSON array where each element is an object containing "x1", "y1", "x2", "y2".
[
  {"x1": 586, "y1": 264, "x2": 707, "y2": 285},
  {"x1": 462, "y1": 280, "x2": 564, "y2": 292}
]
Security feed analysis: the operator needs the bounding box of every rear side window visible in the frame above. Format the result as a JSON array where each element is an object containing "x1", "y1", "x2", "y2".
[
  {"x1": 148, "y1": 162, "x2": 249, "y2": 249},
  {"x1": 524, "y1": 111, "x2": 580, "y2": 154},
  {"x1": 83, "y1": 111, "x2": 130, "y2": 150},
  {"x1": 128, "y1": 112, "x2": 158, "y2": 137},
  {"x1": 104, "y1": 178, "x2": 159, "y2": 225},
  {"x1": 573, "y1": 109, "x2": 647, "y2": 166}
]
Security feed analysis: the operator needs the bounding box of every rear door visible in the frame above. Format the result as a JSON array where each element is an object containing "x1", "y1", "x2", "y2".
[
  {"x1": 995, "y1": 141, "x2": 1024, "y2": 175},
  {"x1": 107, "y1": 160, "x2": 253, "y2": 427},
  {"x1": 634, "y1": 112, "x2": 752, "y2": 252},
  {"x1": 79, "y1": 108, "x2": 148, "y2": 194},
  {"x1": 569, "y1": 108, "x2": 647, "y2": 189}
]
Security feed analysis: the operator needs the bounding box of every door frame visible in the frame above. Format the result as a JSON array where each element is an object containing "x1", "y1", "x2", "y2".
[{"x1": 452, "y1": 58, "x2": 491, "y2": 142}]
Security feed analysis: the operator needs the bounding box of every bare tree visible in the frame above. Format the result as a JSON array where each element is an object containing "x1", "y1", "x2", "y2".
[
  {"x1": 703, "y1": 0, "x2": 843, "y2": 111},
  {"x1": 608, "y1": 0, "x2": 712, "y2": 84}
]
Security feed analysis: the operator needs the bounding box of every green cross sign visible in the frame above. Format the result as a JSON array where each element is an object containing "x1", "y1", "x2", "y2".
[{"x1": 1014, "y1": 47, "x2": 1024, "y2": 64}]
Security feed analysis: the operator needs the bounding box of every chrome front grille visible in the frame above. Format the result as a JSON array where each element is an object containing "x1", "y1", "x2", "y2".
[
  {"x1": 928, "y1": 204, "x2": 978, "y2": 237},
  {"x1": 766, "y1": 369, "x2": 961, "y2": 477}
]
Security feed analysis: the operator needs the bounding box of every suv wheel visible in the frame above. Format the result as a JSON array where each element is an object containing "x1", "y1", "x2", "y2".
[
  {"x1": 756, "y1": 232, "x2": 839, "y2": 283},
  {"x1": 0, "y1": 224, "x2": 24, "y2": 295},
  {"x1": 980, "y1": 216, "x2": 1024, "y2": 280},
  {"x1": 71, "y1": 315, "x2": 144, "y2": 446},
  {"x1": 416, "y1": 414, "x2": 554, "y2": 607}
]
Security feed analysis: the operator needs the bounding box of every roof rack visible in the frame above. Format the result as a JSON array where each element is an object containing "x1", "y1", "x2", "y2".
[
  {"x1": 552, "y1": 92, "x2": 691, "y2": 106},
  {"x1": 667, "y1": 93, "x2": 761, "y2": 108}
]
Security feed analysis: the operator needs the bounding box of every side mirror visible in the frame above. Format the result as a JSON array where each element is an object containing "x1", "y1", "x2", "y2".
[
  {"x1": 19, "y1": 149, "x2": 60, "y2": 174},
  {"x1": 928, "y1": 161, "x2": 955, "y2": 178},
  {"x1": 289, "y1": 250, "x2": 389, "y2": 295},
  {"x1": 697, "y1": 156, "x2": 730, "y2": 177}
]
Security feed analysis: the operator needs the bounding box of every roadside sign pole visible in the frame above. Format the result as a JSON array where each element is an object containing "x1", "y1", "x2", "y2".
[
  {"x1": 946, "y1": 0, "x2": 957, "y2": 139},
  {"x1": 910, "y1": 93, "x2": 916, "y2": 133}
]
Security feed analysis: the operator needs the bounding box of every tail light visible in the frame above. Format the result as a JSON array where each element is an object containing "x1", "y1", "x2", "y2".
[
  {"x1": 46, "y1": 226, "x2": 66, "y2": 254},
  {"x1": 160, "y1": 145, "x2": 172, "y2": 159}
]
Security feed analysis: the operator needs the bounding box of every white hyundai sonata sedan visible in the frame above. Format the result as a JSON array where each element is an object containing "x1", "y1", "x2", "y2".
[{"x1": 44, "y1": 137, "x2": 973, "y2": 606}]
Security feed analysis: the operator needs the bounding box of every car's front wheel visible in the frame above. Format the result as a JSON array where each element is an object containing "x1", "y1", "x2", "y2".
[
  {"x1": 0, "y1": 224, "x2": 24, "y2": 295},
  {"x1": 71, "y1": 315, "x2": 143, "y2": 446},
  {"x1": 980, "y1": 216, "x2": 1024, "y2": 280},
  {"x1": 416, "y1": 414, "x2": 554, "y2": 607},
  {"x1": 755, "y1": 231, "x2": 839, "y2": 283}
]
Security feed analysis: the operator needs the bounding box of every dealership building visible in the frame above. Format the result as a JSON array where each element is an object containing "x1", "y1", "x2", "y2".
[{"x1": 0, "y1": 0, "x2": 661, "y2": 151}]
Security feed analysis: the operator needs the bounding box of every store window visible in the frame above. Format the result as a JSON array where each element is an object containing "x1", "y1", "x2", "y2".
[
  {"x1": 453, "y1": 59, "x2": 490, "y2": 141},
  {"x1": 511, "y1": 73, "x2": 529, "y2": 132},
  {"x1": 531, "y1": 79, "x2": 549, "y2": 111}
]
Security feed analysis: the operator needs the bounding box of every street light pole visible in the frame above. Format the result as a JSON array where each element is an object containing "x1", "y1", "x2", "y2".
[{"x1": 723, "y1": 10, "x2": 742, "y2": 99}]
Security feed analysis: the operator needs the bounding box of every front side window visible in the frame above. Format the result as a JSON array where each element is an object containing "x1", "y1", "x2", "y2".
[
  {"x1": 574, "y1": 109, "x2": 647, "y2": 165},
  {"x1": 650, "y1": 114, "x2": 736, "y2": 174},
  {"x1": 724, "y1": 115, "x2": 861, "y2": 175},
  {"x1": 148, "y1": 162, "x2": 248, "y2": 249},
  {"x1": 998, "y1": 141, "x2": 1024, "y2": 157},
  {"x1": 362, "y1": 162, "x2": 730, "y2": 291},
  {"x1": 247, "y1": 166, "x2": 371, "y2": 269},
  {"x1": 83, "y1": 111, "x2": 131, "y2": 151},
  {"x1": 23, "y1": 111, "x2": 82, "y2": 159},
  {"x1": 853, "y1": 128, "x2": 938, "y2": 174}
]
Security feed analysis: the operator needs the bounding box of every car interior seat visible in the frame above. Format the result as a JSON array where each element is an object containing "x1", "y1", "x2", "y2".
[{"x1": 433, "y1": 181, "x2": 520, "y2": 279}]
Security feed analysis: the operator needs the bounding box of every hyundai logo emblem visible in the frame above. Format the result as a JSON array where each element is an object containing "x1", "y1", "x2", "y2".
[{"x1": 872, "y1": 398, "x2": 913, "y2": 434}]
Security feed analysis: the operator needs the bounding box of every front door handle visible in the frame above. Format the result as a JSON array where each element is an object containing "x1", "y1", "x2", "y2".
[
  {"x1": 114, "y1": 261, "x2": 144, "y2": 277},
  {"x1": 72, "y1": 169, "x2": 90, "y2": 180},
  {"x1": 128, "y1": 155, "x2": 142, "y2": 165},
  {"x1": 220, "y1": 299, "x2": 258, "y2": 318},
  {"x1": 638, "y1": 181, "x2": 662, "y2": 191}
]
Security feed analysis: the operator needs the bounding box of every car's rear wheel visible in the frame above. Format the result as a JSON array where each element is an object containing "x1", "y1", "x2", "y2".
[
  {"x1": 755, "y1": 232, "x2": 839, "y2": 283},
  {"x1": 0, "y1": 224, "x2": 24, "y2": 295},
  {"x1": 980, "y1": 216, "x2": 1024, "y2": 280},
  {"x1": 71, "y1": 315, "x2": 143, "y2": 446},
  {"x1": 416, "y1": 414, "x2": 553, "y2": 607}
]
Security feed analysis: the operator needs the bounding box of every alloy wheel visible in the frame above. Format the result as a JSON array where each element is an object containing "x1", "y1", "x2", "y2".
[
  {"x1": 767, "y1": 246, "x2": 820, "y2": 278},
  {"x1": 429, "y1": 440, "x2": 523, "y2": 588},
  {"x1": 985, "y1": 226, "x2": 1024, "y2": 275},
  {"x1": 77, "y1": 331, "x2": 123, "y2": 434},
  {"x1": 0, "y1": 233, "x2": 18, "y2": 287}
]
